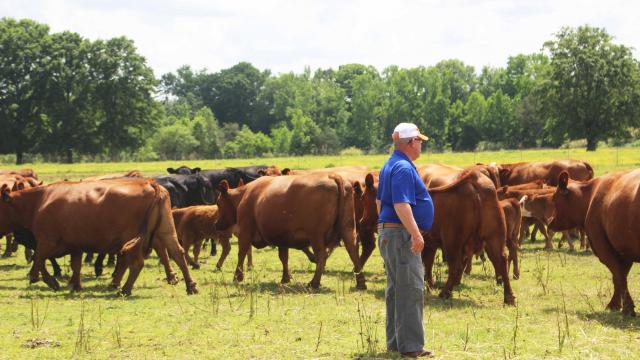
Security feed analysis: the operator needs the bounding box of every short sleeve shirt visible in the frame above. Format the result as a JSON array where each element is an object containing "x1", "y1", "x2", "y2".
[{"x1": 377, "y1": 150, "x2": 434, "y2": 231}]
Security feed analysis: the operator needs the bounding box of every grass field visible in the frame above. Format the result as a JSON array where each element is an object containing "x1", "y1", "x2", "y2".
[{"x1": 1, "y1": 147, "x2": 640, "y2": 359}]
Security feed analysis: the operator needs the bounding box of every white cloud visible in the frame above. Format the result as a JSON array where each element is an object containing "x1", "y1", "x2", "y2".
[{"x1": 1, "y1": 0, "x2": 638, "y2": 76}]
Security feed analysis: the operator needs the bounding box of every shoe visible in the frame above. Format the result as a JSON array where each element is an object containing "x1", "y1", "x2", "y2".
[{"x1": 401, "y1": 349, "x2": 434, "y2": 358}]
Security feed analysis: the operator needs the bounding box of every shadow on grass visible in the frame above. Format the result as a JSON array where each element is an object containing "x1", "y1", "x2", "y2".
[
  {"x1": 353, "y1": 350, "x2": 403, "y2": 359},
  {"x1": 575, "y1": 310, "x2": 640, "y2": 330}
]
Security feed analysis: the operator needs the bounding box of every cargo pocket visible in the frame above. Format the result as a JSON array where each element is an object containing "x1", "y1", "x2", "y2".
[{"x1": 397, "y1": 258, "x2": 425, "y2": 293}]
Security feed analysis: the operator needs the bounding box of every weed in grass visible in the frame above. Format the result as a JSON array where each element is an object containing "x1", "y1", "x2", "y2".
[
  {"x1": 30, "y1": 296, "x2": 49, "y2": 331},
  {"x1": 112, "y1": 320, "x2": 122, "y2": 349},
  {"x1": 207, "y1": 283, "x2": 220, "y2": 316},
  {"x1": 533, "y1": 253, "x2": 551, "y2": 295},
  {"x1": 511, "y1": 303, "x2": 519, "y2": 357},
  {"x1": 462, "y1": 323, "x2": 470, "y2": 351},
  {"x1": 356, "y1": 297, "x2": 379, "y2": 356},
  {"x1": 315, "y1": 321, "x2": 323, "y2": 352},
  {"x1": 578, "y1": 289, "x2": 596, "y2": 313},
  {"x1": 73, "y1": 300, "x2": 91, "y2": 356}
]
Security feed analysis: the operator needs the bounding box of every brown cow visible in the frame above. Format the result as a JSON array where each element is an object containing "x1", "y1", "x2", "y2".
[
  {"x1": 81, "y1": 170, "x2": 143, "y2": 182},
  {"x1": 421, "y1": 170, "x2": 516, "y2": 305},
  {"x1": 215, "y1": 173, "x2": 365, "y2": 289},
  {"x1": 172, "y1": 205, "x2": 234, "y2": 270},
  {"x1": 0, "y1": 168, "x2": 38, "y2": 179},
  {"x1": 0, "y1": 179, "x2": 197, "y2": 295},
  {"x1": 498, "y1": 160, "x2": 594, "y2": 186},
  {"x1": 549, "y1": 170, "x2": 640, "y2": 315},
  {"x1": 1, "y1": 174, "x2": 41, "y2": 258},
  {"x1": 417, "y1": 163, "x2": 501, "y2": 189}
]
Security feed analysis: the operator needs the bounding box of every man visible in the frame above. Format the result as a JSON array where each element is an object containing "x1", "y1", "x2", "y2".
[{"x1": 376, "y1": 122, "x2": 435, "y2": 358}]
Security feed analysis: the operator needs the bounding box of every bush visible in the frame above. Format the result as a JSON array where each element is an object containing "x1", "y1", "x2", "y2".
[{"x1": 339, "y1": 146, "x2": 364, "y2": 156}]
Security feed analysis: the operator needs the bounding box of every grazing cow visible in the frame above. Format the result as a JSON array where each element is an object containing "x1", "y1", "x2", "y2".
[
  {"x1": 421, "y1": 170, "x2": 516, "y2": 305},
  {"x1": 0, "y1": 179, "x2": 197, "y2": 295},
  {"x1": 215, "y1": 173, "x2": 365, "y2": 289},
  {"x1": 549, "y1": 170, "x2": 640, "y2": 315},
  {"x1": 498, "y1": 160, "x2": 594, "y2": 186},
  {"x1": 172, "y1": 205, "x2": 234, "y2": 270},
  {"x1": 500, "y1": 198, "x2": 522, "y2": 279}
]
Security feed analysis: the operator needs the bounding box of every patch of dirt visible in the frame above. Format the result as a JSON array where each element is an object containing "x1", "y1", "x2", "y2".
[{"x1": 21, "y1": 338, "x2": 61, "y2": 349}]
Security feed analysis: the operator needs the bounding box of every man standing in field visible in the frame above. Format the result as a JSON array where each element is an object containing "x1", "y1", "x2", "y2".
[{"x1": 376, "y1": 123, "x2": 434, "y2": 358}]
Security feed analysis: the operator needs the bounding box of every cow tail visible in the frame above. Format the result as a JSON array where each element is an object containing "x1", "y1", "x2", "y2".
[
  {"x1": 120, "y1": 181, "x2": 164, "y2": 254},
  {"x1": 584, "y1": 161, "x2": 595, "y2": 180}
]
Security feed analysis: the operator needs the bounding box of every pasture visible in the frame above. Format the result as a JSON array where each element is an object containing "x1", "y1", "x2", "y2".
[{"x1": 1, "y1": 147, "x2": 640, "y2": 359}]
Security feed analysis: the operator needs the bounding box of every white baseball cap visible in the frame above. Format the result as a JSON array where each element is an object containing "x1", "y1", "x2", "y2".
[{"x1": 392, "y1": 122, "x2": 429, "y2": 141}]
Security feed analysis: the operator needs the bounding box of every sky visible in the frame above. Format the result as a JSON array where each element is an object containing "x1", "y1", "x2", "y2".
[{"x1": 1, "y1": 0, "x2": 638, "y2": 77}]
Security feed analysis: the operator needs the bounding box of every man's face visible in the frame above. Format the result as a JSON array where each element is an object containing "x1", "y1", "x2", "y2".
[{"x1": 407, "y1": 137, "x2": 423, "y2": 160}]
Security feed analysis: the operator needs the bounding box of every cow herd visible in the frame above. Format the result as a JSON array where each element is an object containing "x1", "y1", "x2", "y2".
[{"x1": 1, "y1": 159, "x2": 640, "y2": 316}]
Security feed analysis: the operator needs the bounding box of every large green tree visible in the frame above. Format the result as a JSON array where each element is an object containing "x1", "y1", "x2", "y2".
[
  {"x1": 0, "y1": 18, "x2": 50, "y2": 164},
  {"x1": 543, "y1": 25, "x2": 640, "y2": 150}
]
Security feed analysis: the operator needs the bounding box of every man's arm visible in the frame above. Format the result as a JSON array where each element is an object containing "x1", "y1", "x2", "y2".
[
  {"x1": 376, "y1": 199, "x2": 381, "y2": 215},
  {"x1": 393, "y1": 202, "x2": 424, "y2": 254}
]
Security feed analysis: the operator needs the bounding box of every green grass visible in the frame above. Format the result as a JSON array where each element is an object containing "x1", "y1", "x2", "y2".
[{"x1": 1, "y1": 148, "x2": 640, "y2": 359}]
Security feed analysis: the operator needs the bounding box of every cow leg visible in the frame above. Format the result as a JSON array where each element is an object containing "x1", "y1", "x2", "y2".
[
  {"x1": 507, "y1": 240, "x2": 520, "y2": 280},
  {"x1": 422, "y1": 245, "x2": 437, "y2": 289},
  {"x1": 215, "y1": 233, "x2": 231, "y2": 270},
  {"x1": 210, "y1": 238, "x2": 218, "y2": 257},
  {"x1": 94, "y1": 253, "x2": 107, "y2": 277},
  {"x1": 302, "y1": 246, "x2": 317, "y2": 264},
  {"x1": 484, "y1": 238, "x2": 516, "y2": 306},
  {"x1": 160, "y1": 234, "x2": 198, "y2": 295},
  {"x1": 84, "y1": 252, "x2": 94, "y2": 264},
  {"x1": 107, "y1": 253, "x2": 115, "y2": 266},
  {"x1": 69, "y1": 251, "x2": 83, "y2": 292},
  {"x1": 181, "y1": 234, "x2": 198, "y2": 270},
  {"x1": 192, "y1": 238, "x2": 203, "y2": 270},
  {"x1": 342, "y1": 230, "x2": 366, "y2": 290},
  {"x1": 539, "y1": 223, "x2": 553, "y2": 250},
  {"x1": 153, "y1": 243, "x2": 178, "y2": 285},
  {"x1": 529, "y1": 223, "x2": 537, "y2": 242},
  {"x1": 464, "y1": 256, "x2": 472, "y2": 275},
  {"x1": 120, "y1": 253, "x2": 144, "y2": 296},
  {"x1": 308, "y1": 244, "x2": 328, "y2": 290},
  {"x1": 25, "y1": 247, "x2": 33, "y2": 263},
  {"x1": 2, "y1": 234, "x2": 12, "y2": 257},
  {"x1": 234, "y1": 235, "x2": 251, "y2": 283},
  {"x1": 278, "y1": 247, "x2": 291, "y2": 284},
  {"x1": 439, "y1": 249, "x2": 464, "y2": 300},
  {"x1": 110, "y1": 255, "x2": 127, "y2": 289},
  {"x1": 358, "y1": 232, "x2": 375, "y2": 269},
  {"x1": 31, "y1": 243, "x2": 60, "y2": 291},
  {"x1": 247, "y1": 247, "x2": 254, "y2": 271},
  {"x1": 50, "y1": 258, "x2": 62, "y2": 278}
]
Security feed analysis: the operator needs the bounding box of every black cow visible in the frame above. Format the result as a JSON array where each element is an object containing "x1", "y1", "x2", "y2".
[
  {"x1": 13, "y1": 227, "x2": 62, "y2": 277},
  {"x1": 167, "y1": 166, "x2": 202, "y2": 175},
  {"x1": 153, "y1": 173, "x2": 215, "y2": 208}
]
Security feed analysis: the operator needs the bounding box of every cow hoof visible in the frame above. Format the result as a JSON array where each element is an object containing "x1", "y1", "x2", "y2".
[
  {"x1": 109, "y1": 282, "x2": 120, "y2": 290},
  {"x1": 214, "y1": 265, "x2": 222, "y2": 272},
  {"x1": 438, "y1": 290, "x2": 452, "y2": 300},
  {"x1": 513, "y1": 273, "x2": 520, "y2": 280},
  {"x1": 355, "y1": 273, "x2": 367, "y2": 290},
  {"x1": 281, "y1": 277, "x2": 291, "y2": 284},
  {"x1": 623, "y1": 306, "x2": 636, "y2": 317},
  {"x1": 95, "y1": 267, "x2": 103, "y2": 277},
  {"x1": 307, "y1": 282, "x2": 320, "y2": 290},
  {"x1": 166, "y1": 273, "x2": 179, "y2": 285},
  {"x1": 71, "y1": 285, "x2": 83, "y2": 292},
  {"x1": 44, "y1": 278, "x2": 60, "y2": 291},
  {"x1": 234, "y1": 272, "x2": 244, "y2": 283},
  {"x1": 606, "y1": 302, "x2": 622, "y2": 312},
  {"x1": 118, "y1": 289, "x2": 132, "y2": 297},
  {"x1": 186, "y1": 282, "x2": 198, "y2": 295},
  {"x1": 504, "y1": 295, "x2": 517, "y2": 306},
  {"x1": 192, "y1": 263, "x2": 200, "y2": 270},
  {"x1": 53, "y1": 270, "x2": 62, "y2": 278}
]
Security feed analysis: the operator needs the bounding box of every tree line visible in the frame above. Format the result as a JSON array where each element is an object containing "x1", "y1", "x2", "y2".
[{"x1": 1, "y1": 18, "x2": 639, "y2": 164}]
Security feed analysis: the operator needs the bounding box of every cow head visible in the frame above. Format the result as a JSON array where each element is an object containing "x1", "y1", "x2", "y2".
[
  {"x1": 359, "y1": 173, "x2": 379, "y2": 234},
  {"x1": 195, "y1": 173, "x2": 215, "y2": 205},
  {"x1": 281, "y1": 168, "x2": 292, "y2": 175},
  {"x1": 498, "y1": 167, "x2": 512, "y2": 185},
  {"x1": 549, "y1": 171, "x2": 589, "y2": 231},
  {"x1": 215, "y1": 180, "x2": 237, "y2": 230},
  {"x1": 167, "y1": 166, "x2": 201, "y2": 175}
]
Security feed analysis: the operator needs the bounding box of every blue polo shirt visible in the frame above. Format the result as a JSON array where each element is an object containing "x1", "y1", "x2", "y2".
[{"x1": 377, "y1": 150, "x2": 434, "y2": 231}]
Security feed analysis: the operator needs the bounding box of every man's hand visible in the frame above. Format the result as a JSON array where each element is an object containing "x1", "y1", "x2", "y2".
[{"x1": 410, "y1": 231, "x2": 424, "y2": 255}]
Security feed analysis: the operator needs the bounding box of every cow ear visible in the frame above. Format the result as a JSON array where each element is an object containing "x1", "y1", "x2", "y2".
[
  {"x1": 38, "y1": 180, "x2": 43, "y2": 186},
  {"x1": 353, "y1": 181, "x2": 363, "y2": 197},
  {"x1": 16, "y1": 183, "x2": 24, "y2": 191},
  {"x1": 237, "y1": 178, "x2": 245, "y2": 187},
  {"x1": 558, "y1": 171, "x2": 569, "y2": 191},
  {"x1": 1, "y1": 185, "x2": 11, "y2": 203},
  {"x1": 501, "y1": 186, "x2": 508, "y2": 193},
  {"x1": 167, "y1": 168, "x2": 177, "y2": 174},
  {"x1": 365, "y1": 173, "x2": 375, "y2": 190},
  {"x1": 282, "y1": 168, "x2": 291, "y2": 175},
  {"x1": 192, "y1": 167, "x2": 201, "y2": 173},
  {"x1": 218, "y1": 180, "x2": 229, "y2": 194}
]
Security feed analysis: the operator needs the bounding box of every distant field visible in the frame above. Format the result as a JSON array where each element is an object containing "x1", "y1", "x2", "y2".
[
  {"x1": 5, "y1": 146, "x2": 640, "y2": 182},
  {"x1": 1, "y1": 148, "x2": 640, "y2": 359}
]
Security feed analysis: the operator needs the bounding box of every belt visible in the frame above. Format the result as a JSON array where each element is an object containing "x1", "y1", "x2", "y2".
[{"x1": 377, "y1": 222, "x2": 404, "y2": 230}]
